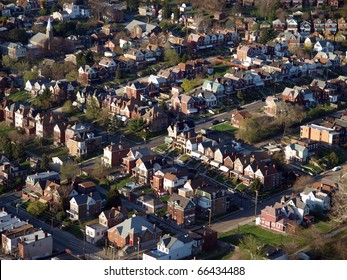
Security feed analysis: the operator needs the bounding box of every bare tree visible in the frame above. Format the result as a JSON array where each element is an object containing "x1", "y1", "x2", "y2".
[
  {"x1": 329, "y1": 178, "x2": 347, "y2": 225},
  {"x1": 292, "y1": 175, "x2": 314, "y2": 193}
]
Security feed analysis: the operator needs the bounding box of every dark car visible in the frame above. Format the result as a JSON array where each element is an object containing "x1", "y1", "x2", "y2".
[{"x1": 211, "y1": 120, "x2": 219, "y2": 125}]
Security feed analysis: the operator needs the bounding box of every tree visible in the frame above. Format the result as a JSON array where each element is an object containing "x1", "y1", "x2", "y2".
[
  {"x1": 8, "y1": 29, "x2": 29, "y2": 44},
  {"x1": 2, "y1": 55, "x2": 13, "y2": 69},
  {"x1": 12, "y1": 143, "x2": 24, "y2": 161},
  {"x1": 23, "y1": 69, "x2": 39, "y2": 83},
  {"x1": 250, "y1": 178, "x2": 262, "y2": 192},
  {"x1": 292, "y1": 175, "x2": 314, "y2": 193},
  {"x1": 259, "y1": 28, "x2": 276, "y2": 44},
  {"x1": 60, "y1": 161, "x2": 80, "y2": 181},
  {"x1": 97, "y1": 108, "x2": 111, "y2": 128},
  {"x1": 40, "y1": 153, "x2": 50, "y2": 171},
  {"x1": 162, "y1": 3, "x2": 171, "y2": 19},
  {"x1": 126, "y1": 0, "x2": 139, "y2": 11},
  {"x1": 39, "y1": 8, "x2": 47, "y2": 16},
  {"x1": 128, "y1": 118, "x2": 147, "y2": 133},
  {"x1": 62, "y1": 100, "x2": 74, "y2": 114},
  {"x1": 115, "y1": 65, "x2": 122, "y2": 80},
  {"x1": 181, "y1": 78, "x2": 199, "y2": 92},
  {"x1": 91, "y1": 158, "x2": 109, "y2": 180},
  {"x1": 105, "y1": 187, "x2": 122, "y2": 209},
  {"x1": 85, "y1": 96, "x2": 100, "y2": 120},
  {"x1": 76, "y1": 50, "x2": 94, "y2": 68},
  {"x1": 33, "y1": 88, "x2": 53, "y2": 109},
  {"x1": 173, "y1": 8, "x2": 180, "y2": 22},
  {"x1": 164, "y1": 49, "x2": 181, "y2": 66},
  {"x1": 328, "y1": 178, "x2": 347, "y2": 225},
  {"x1": 276, "y1": 102, "x2": 306, "y2": 136},
  {"x1": 27, "y1": 201, "x2": 48, "y2": 216},
  {"x1": 255, "y1": 0, "x2": 279, "y2": 19},
  {"x1": 238, "y1": 235, "x2": 265, "y2": 260},
  {"x1": 329, "y1": 152, "x2": 339, "y2": 166}
]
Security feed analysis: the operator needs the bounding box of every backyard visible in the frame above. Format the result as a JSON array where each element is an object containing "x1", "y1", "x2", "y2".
[{"x1": 211, "y1": 123, "x2": 238, "y2": 137}]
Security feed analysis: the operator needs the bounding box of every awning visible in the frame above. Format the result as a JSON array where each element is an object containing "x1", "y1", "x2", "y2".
[
  {"x1": 210, "y1": 160, "x2": 220, "y2": 168},
  {"x1": 219, "y1": 165, "x2": 229, "y2": 172},
  {"x1": 165, "y1": 137, "x2": 173, "y2": 143},
  {"x1": 191, "y1": 151, "x2": 202, "y2": 158},
  {"x1": 146, "y1": 57, "x2": 156, "y2": 62}
]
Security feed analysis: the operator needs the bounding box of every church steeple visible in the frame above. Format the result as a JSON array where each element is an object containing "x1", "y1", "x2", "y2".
[{"x1": 46, "y1": 17, "x2": 53, "y2": 50}]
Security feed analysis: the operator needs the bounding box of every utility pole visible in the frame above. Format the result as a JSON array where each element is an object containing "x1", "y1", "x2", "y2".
[
  {"x1": 137, "y1": 237, "x2": 140, "y2": 260},
  {"x1": 254, "y1": 190, "x2": 258, "y2": 219},
  {"x1": 208, "y1": 208, "x2": 212, "y2": 227}
]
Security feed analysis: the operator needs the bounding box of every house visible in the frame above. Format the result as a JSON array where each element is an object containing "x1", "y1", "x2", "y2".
[
  {"x1": 313, "y1": 40, "x2": 334, "y2": 53},
  {"x1": 136, "y1": 194, "x2": 164, "y2": 213},
  {"x1": 256, "y1": 203, "x2": 296, "y2": 233},
  {"x1": 143, "y1": 234, "x2": 194, "y2": 260},
  {"x1": 125, "y1": 82, "x2": 147, "y2": 100},
  {"x1": 107, "y1": 216, "x2": 162, "y2": 248},
  {"x1": 231, "y1": 110, "x2": 252, "y2": 128},
  {"x1": 0, "y1": 42, "x2": 27, "y2": 60},
  {"x1": 0, "y1": 160, "x2": 27, "y2": 187},
  {"x1": 101, "y1": 142, "x2": 131, "y2": 168},
  {"x1": 338, "y1": 18, "x2": 347, "y2": 33},
  {"x1": 1, "y1": 224, "x2": 35, "y2": 255},
  {"x1": 167, "y1": 193, "x2": 196, "y2": 227},
  {"x1": 300, "y1": 21, "x2": 311, "y2": 33},
  {"x1": 286, "y1": 18, "x2": 298, "y2": 33},
  {"x1": 300, "y1": 187, "x2": 331, "y2": 212},
  {"x1": 78, "y1": 65, "x2": 99, "y2": 84},
  {"x1": 132, "y1": 157, "x2": 163, "y2": 185},
  {"x1": 197, "y1": 91, "x2": 217, "y2": 107},
  {"x1": 325, "y1": 19, "x2": 337, "y2": 33},
  {"x1": 25, "y1": 171, "x2": 60, "y2": 188},
  {"x1": 272, "y1": 19, "x2": 285, "y2": 33},
  {"x1": 125, "y1": 20, "x2": 160, "y2": 35},
  {"x1": 282, "y1": 195, "x2": 310, "y2": 223},
  {"x1": 67, "y1": 192, "x2": 102, "y2": 221},
  {"x1": 254, "y1": 164, "x2": 282, "y2": 190},
  {"x1": 17, "y1": 230, "x2": 53, "y2": 260},
  {"x1": 98, "y1": 58, "x2": 117, "y2": 74},
  {"x1": 85, "y1": 208, "x2": 124, "y2": 245},
  {"x1": 195, "y1": 185, "x2": 227, "y2": 218},
  {"x1": 167, "y1": 120, "x2": 195, "y2": 140},
  {"x1": 171, "y1": 93, "x2": 205, "y2": 115},
  {"x1": 35, "y1": 112, "x2": 65, "y2": 138},
  {"x1": 264, "y1": 96, "x2": 280, "y2": 116},
  {"x1": 122, "y1": 147, "x2": 152, "y2": 173},
  {"x1": 163, "y1": 170, "x2": 188, "y2": 194},
  {"x1": 285, "y1": 143, "x2": 309, "y2": 163}
]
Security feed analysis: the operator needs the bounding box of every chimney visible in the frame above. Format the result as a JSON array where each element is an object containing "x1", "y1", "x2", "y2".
[
  {"x1": 44, "y1": 232, "x2": 47, "y2": 238},
  {"x1": 1, "y1": 207, "x2": 5, "y2": 212},
  {"x1": 89, "y1": 192, "x2": 93, "y2": 197}
]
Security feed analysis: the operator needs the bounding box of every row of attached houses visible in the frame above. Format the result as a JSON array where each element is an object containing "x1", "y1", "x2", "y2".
[
  {"x1": 187, "y1": 30, "x2": 239, "y2": 50},
  {"x1": 1, "y1": 209, "x2": 53, "y2": 259}
]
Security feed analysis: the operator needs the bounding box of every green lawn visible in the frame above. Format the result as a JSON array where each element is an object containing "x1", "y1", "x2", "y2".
[
  {"x1": 29, "y1": 144, "x2": 69, "y2": 158},
  {"x1": 218, "y1": 224, "x2": 293, "y2": 247},
  {"x1": 303, "y1": 163, "x2": 322, "y2": 174},
  {"x1": 212, "y1": 123, "x2": 238, "y2": 137},
  {"x1": 155, "y1": 143, "x2": 169, "y2": 153},
  {"x1": 179, "y1": 154, "x2": 190, "y2": 163},
  {"x1": 160, "y1": 195, "x2": 170, "y2": 203},
  {"x1": 235, "y1": 183, "x2": 248, "y2": 192},
  {"x1": 0, "y1": 122, "x2": 15, "y2": 136},
  {"x1": 113, "y1": 177, "x2": 133, "y2": 191}
]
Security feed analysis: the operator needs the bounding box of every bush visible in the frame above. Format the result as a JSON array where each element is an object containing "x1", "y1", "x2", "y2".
[
  {"x1": 27, "y1": 201, "x2": 47, "y2": 216},
  {"x1": 56, "y1": 211, "x2": 67, "y2": 221}
]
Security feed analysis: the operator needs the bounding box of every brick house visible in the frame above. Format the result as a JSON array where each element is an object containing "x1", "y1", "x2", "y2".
[
  {"x1": 125, "y1": 82, "x2": 147, "y2": 100},
  {"x1": 142, "y1": 106, "x2": 169, "y2": 133},
  {"x1": 257, "y1": 203, "x2": 296, "y2": 233},
  {"x1": 122, "y1": 147, "x2": 152, "y2": 173},
  {"x1": 254, "y1": 164, "x2": 282, "y2": 190},
  {"x1": 300, "y1": 123, "x2": 341, "y2": 145},
  {"x1": 107, "y1": 216, "x2": 162, "y2": 248},
  {"x1": 231, "y1": 110, "x2": 252, "y2": 128},
  {"x1": 195, "y1": 185, "x2": 227, "y2": 218},
  {"x1": 101, "y1": 142, "x2": 131, "y2": 167},
  {"x1": 67, "y1": 192, "x2": 102, "y2": 221},
  {"x1": 167, "y1": 193, "x2": 196, "y2": 227},
  {"x1": 17, "y1": 230, "x2": 53, "y2": 260}
]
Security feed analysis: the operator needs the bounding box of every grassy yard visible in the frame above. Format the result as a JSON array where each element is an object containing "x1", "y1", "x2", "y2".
[
  {"x1": 303, "y1": 163, "x2": 322, "y2": 174},
  {"x1": 29, "y1": 144, "x2": 69, "y2": 158},
  {"x1": 218, "y1": 224, "x2": 293, "y2": 247},
  {"x1": 178, "y1": 154, "x2": 190, "y2": 163},
  {"x1": 211, "y1": 123, "x2": 238, "y2": 137},
  {"x1": 113, "y1": 177, "x2": 133, "y2": 191},
  {"x1": 235, "y1": 183, "x2": 247, "y2": 192},
  {"x1": 155, "y1": 143, "x2": 169, "y2": 153}
]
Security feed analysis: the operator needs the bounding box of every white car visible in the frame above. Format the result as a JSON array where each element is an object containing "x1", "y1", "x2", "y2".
[{"x1": 332, "y1": 166, "x2": 342, "y2": 171}]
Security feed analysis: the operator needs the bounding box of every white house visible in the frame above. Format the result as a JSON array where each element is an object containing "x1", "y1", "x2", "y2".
[
  {"x1": 143, "y1": 234, "x2": 194, "y2": 260},
  {"x1": 163, "y1": 173, "x2": 188, "y2": 192},
  {"x1": 85, "y1": 223, "x2": 107, "y2": 244},
  {"x1": 300, "y1": 187, "x2": 331, "y2": 212},
  {"x1": 284, "y1": 196, "x2": 310, "y2": 223},
  {"x1": 285, "y1": 143, "x2": 308, "y2": 163},
  {"x1": 197, "y1": 91, "x2": 217, "y2": 107}
]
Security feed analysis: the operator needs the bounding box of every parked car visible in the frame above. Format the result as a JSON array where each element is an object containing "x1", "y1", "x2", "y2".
[
  {"x1": 332, "y1": 166, "x2": 342, "y2": 171},
  {"x1": 211, "y1": 120, "x2": 219, "y2": 125}
]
